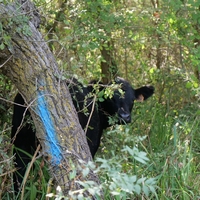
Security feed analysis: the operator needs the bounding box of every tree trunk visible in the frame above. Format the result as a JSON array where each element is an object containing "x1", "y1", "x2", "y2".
[
  {"x1": 0, "y1": 2, "x2": 101, "y2": 198},
  {"x1": 100, "y1": 41, "x2": 118, "y2": 84}
]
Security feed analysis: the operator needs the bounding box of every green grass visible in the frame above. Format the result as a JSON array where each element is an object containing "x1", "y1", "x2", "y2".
[
  {"x1": 1, "y1": 93, "x2": 200, "y2": 199},
  {"x1": 97, "y1": 97, "x2": 200, "y2": 199}
]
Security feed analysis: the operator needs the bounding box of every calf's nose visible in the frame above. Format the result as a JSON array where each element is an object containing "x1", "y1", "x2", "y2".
[{"x1": 119, "y1": 113, "x2": 131, "y2": 123}]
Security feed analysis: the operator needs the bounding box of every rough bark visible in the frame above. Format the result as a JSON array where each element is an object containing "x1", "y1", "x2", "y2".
[{"x1": 0, "y1": 2, "x2": 101, "y2": 198}]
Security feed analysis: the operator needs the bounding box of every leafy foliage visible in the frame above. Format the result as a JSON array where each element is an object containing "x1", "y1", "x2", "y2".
[
  {"x1": 1, "y1": 0, "x2": 200, "y2": 199},
  {"x1": 46, "y1": 146, "x2": 157, "y2": 199}
]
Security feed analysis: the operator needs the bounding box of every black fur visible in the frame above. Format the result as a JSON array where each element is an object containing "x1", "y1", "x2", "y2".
[{"x1": 11, "y1": 78, "x2": 154, "y2": 191}]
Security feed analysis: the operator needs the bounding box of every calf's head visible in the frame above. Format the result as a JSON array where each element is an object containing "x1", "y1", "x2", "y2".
[{"x1": 100, "y1": 77, "x2": 154, "y2": 125}]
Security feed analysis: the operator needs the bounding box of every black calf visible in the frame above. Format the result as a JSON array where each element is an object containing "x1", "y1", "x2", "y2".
[
  {"x1": 11, "y1": 93, "x2": 37, "y2": 192},
  {"x1": 11, "y1": 77, "x2": 154, "y2": 191},
  {"x1": 95, "y1": 77, "x2": 154, "y2": 130}
]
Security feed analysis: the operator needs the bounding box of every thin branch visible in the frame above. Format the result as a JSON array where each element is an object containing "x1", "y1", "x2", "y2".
[
  {"x1": 0, "y1": 55, "x2": 13, "y2": 68},
  {"x1": 84, "y1": 95, "x2": 97, "y2": 135}
]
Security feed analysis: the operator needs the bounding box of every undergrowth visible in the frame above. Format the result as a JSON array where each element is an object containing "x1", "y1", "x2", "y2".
[{"x1": 1, "y1": 91, "x2": 200, "y2": 199}]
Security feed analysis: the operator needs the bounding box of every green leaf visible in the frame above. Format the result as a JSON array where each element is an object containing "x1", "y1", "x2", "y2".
[
  {"x1": 0, "y1": 43, "x2": 5, "y2": 50},
  {"x1": 98, "y1": 97, "x2": 104, "y2": 102},
  {"x1": 134, "y1": 184, "x2": 141, "y2": 195},
  {"x1": 143, "y1": 185, "x2": 149, "y2": 197},
  {"x1": 137, "y1": 177, "x2": 146, "y2": 184},
  {"x1": 185, "y1": 82, "x2": 192, "y2": 89},
  {"x1": 134, "y1": 156, "x2": 148, "y2": 164},
  {"x1": 82, "y1": 167, "x2": 90, "y2": 177},
  {"x1": 69, "y1": 170, "x2": 76, "y2": 180}
]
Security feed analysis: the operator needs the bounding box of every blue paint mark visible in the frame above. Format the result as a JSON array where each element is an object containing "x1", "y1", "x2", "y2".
[{"x1": 37, "y1": 92, "x2": 62, "y2": 165}]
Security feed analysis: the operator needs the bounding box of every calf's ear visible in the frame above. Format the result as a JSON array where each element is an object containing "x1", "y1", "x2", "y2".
[{"x1": 135, "y1": 86, "x2": 155, "y2": 101}]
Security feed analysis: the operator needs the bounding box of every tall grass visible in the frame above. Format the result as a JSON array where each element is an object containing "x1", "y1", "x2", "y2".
[
  {"x1": 1, "y1": 83, "x2": 200, "y2": 199},
  {"x1": 97, "y1": 95, "x2": 200, "y2": 199},
  {"x1": 153, "y1": 111, "x2": 200, "y2": 199}
]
